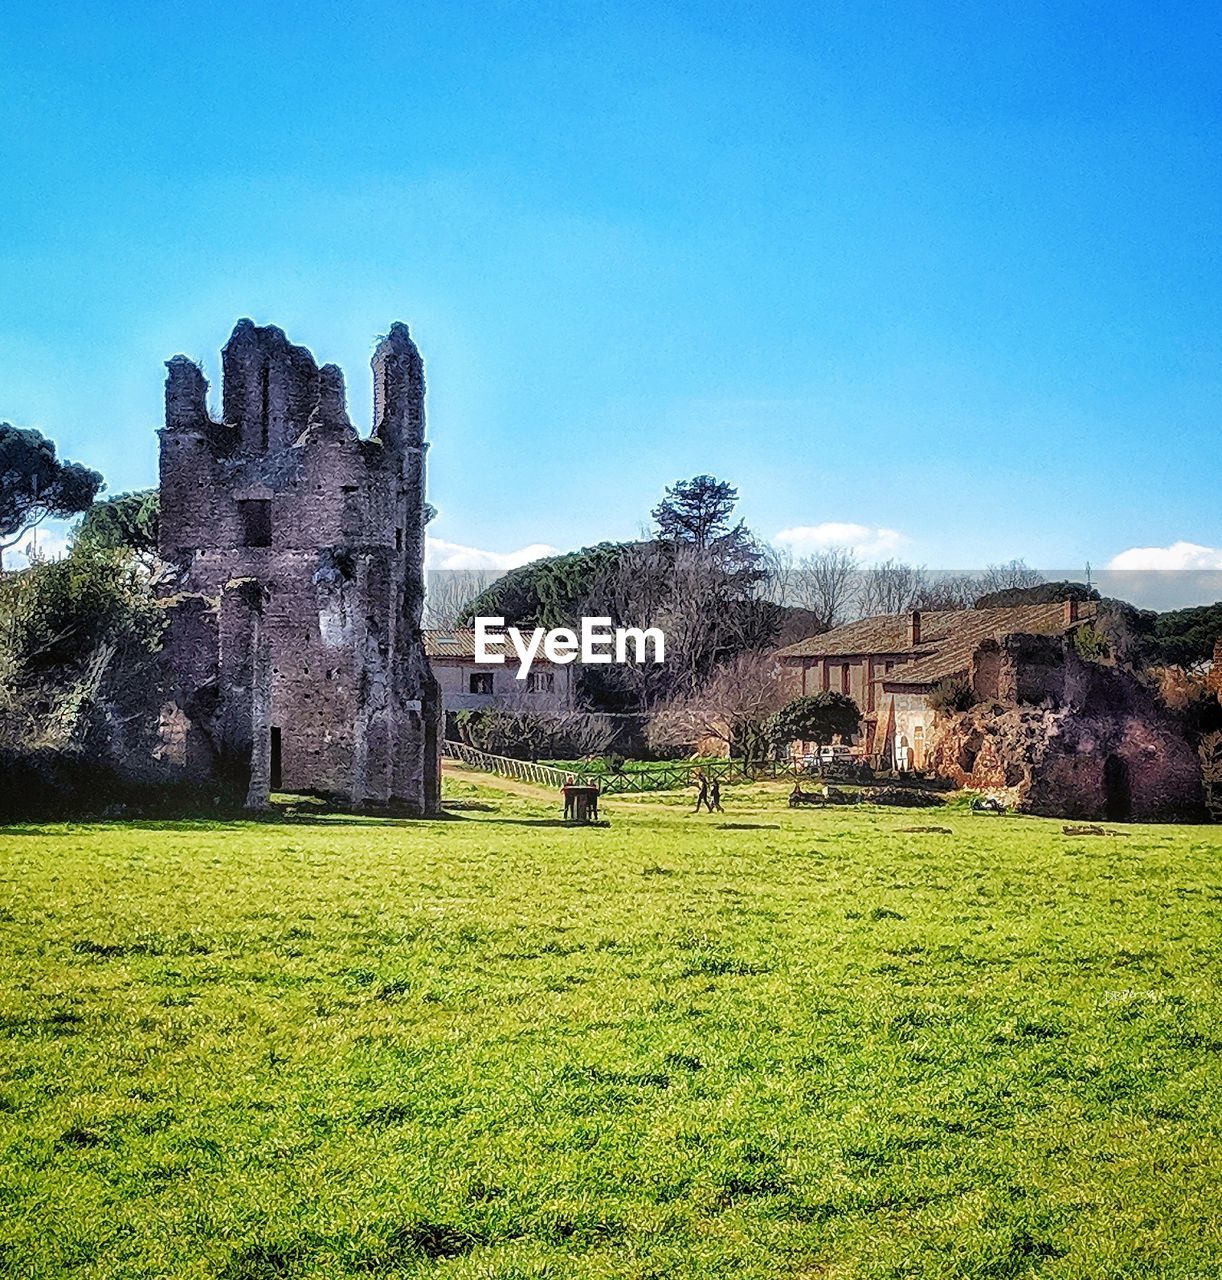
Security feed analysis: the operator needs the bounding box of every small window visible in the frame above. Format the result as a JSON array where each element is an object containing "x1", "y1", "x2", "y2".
[
  {"x1": 239, "y1": 499, "x2": 272, "y2": 547},
  {"x1": 469, "y1": 672, "x2": 493, "y2": 695},
  {"x1": 841, "y1": 662, "x2": 851, "y2": 693},
  {"x1": 527, "y1": 671, "x2": 554, "y2": 693}
]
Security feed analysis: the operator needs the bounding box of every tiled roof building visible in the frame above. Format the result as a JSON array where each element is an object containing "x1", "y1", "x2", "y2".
[
  {"x1": 423, "y1": 629, "x2": 574, "y2": 732},
  {"x1": 775, "y1": 600, "x2": 1098, "y2": 770}
]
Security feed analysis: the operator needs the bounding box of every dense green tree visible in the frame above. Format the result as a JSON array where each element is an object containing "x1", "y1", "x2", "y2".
[
  {"x1": 1149, "y1": 603, "x2": 1222, "y2": 668},
  {"x1": 974, "y1": 580, "x2": 1099, "y2": 610},
  {"x1": 0, "y1": 423, "x2": 104, "y2": 569},
  {"x1": 1073, "y1": 599, "x2": 1222, "y2": 671},
  {"x1": 0, "y1": 545, "x2": 164, "y2": 794},
  {"x1": 652, "y1": 474, "x2": 741, "y2": 550},
  {"x1": 1072, "y1": 599, "x2": 1159, "y2": 667},
  {"x1": 767, "y1": 692, "x2": 861, "y2": 750},
  {"x1": 0, "y1": 545, "x2": 161, "y2": 672},
  {"x1": 651, "y1": 473, "x2": 761, "y2": 569},
  {"x1": 459, "y1": 542, "x2": 631, "y2": 630},
  {"x1": 74, "y1": 489, "x2": 159, "y2": 561}
]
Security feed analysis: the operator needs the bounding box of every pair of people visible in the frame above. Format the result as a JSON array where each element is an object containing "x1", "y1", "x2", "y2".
[
  {"x1": 563, "y1": 775, "x2": 599, "y2": 821},
  {"x1": 692, "y1": 772, "x2": 722, "y2": 813}
]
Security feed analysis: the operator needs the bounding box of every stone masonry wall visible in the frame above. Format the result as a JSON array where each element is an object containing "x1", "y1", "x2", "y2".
[
  {"x1": 156, "y1": 320, "x2": 441, "y2": 812},
  {"x1": 930, "y1": 637, "x2": 1202, "y2": 819}
]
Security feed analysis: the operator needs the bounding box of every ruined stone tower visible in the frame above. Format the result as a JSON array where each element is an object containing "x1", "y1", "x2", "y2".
[{"x1": 156, "y1": 320, "x2": 441, "y2": 813}]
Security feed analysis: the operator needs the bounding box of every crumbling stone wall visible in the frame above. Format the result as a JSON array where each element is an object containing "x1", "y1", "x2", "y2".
[
  {"x1": 155, "y1": 320, "x2": 441, "y2": 813},
  {"x1": 971, "y1": 634, "x2": 1072, "y2": 706},
  {"x1": 930, "y1": 637, "x2": 1202, "y2": 820}
]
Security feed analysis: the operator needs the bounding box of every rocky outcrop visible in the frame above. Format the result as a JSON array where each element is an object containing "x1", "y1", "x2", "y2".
[{"x1": 928, "y1": 641, "x2": 1203, "y2": 821}]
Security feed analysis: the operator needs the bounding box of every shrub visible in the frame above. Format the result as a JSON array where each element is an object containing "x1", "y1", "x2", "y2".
[
  {"x1": 0, "y1": 546, "x2": 160, "y2": 671},
  {"x1": 1073, "y1": 623, "x2": 1112, "y2": 664},
  {"x1": 452, "y1": 706, "x2": 616, "y2": 760},
  {"x1": 767, "y1": 692, "x2": 861, "y2": 750},
  {"x1": 926, "y1": 675, "x2": 975, "y2": 715},
  {"x1": 0, "y1": 546, "x2": 163, "y2": 761}
]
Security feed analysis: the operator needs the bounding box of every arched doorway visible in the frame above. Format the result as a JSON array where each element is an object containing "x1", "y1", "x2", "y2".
[{"x1": 1104, "y1": 754, "x2": 1131, "y2": 821}]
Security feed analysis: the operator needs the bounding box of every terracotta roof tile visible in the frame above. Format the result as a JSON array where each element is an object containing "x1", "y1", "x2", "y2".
[
  {"x1": 423, "y1": 629, "x2": 480, "y2": 658},
  {"x1": 423, "y1": 628, "x2": 561, "y2": 664},
  {"x1": 774, "y1": 611, "x2": 956, "y2": 658},
  {"x1": 776, "y1": 601, "x2": 1097, "y2": 687}
]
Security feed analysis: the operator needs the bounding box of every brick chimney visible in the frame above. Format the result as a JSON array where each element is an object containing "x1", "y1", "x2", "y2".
[
  {"x1": 907, "y1": 609, "x2": 921, "y2": 647},
  {"x1": 1063, "y1": 598, "x2": 1080, "y2": 625}
]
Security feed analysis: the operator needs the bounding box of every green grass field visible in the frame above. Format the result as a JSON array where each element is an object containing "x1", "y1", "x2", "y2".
[{"x1": 1, "y1": 775, "x2": 1219, "y2": 1279}]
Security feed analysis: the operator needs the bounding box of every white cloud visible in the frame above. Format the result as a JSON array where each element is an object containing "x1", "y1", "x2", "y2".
[
  {"x1": 1106, "y1": 541, "x2": 1222, "y2": 571},
  {"x1": 425, "y1": 536, "x2": 558, "y2": 571},
  {"x1": 773, "y1": 522, "x2": 907, "y2": 561}
]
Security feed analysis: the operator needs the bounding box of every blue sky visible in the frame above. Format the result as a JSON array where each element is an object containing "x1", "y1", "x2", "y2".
[{"x1": 1, "y1": 1, "x2": 1219, "y2": 586}]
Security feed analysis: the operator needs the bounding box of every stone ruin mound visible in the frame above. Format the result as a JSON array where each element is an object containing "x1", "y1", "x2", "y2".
[{"x1": 927, "y1": 636, "x2": 1202, "y2": 821}]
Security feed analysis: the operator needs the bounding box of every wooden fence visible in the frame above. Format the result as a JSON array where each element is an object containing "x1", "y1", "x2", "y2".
[
  {"x1": 442, "y1": 741, "x2": 572, "y2": 789},
  {"x1": 442, "y1": 740, "x2": 800, "y2": 794}
]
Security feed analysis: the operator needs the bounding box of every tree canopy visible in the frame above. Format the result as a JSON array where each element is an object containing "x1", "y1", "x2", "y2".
[
  {"x1": 1075, "y1": 599, "x2": 1222, "y2": 671},
  {"x1": 1149, "y1": 603, "x2": 1222, "y2": 669},
  {"x1": 458, "y1": 542, "x2": 630, "y2": 631},
  {"x1": 651, "y1": 474, "x2": 751, "y2": 558},
  {"x1": 768, "y1": 692, "x2": 861, "y2": 749},
  {"x1": 74, "y1": 489, "x2": 159, "y2": 561},
  {"x1": 973, "y1": 580, "x2": 1098, "y2": 610},
  {"x1": 0, "y1": 424, "x2": 104, "y2": 567}
]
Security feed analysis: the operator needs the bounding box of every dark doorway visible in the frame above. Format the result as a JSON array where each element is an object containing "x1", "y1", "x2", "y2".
[
  {"x1": 1104, "y1": 753, "x2": 1130, "y2": 821},
  {"x1": 270, "y1": 727, "x2": 283, "y2": 791}
]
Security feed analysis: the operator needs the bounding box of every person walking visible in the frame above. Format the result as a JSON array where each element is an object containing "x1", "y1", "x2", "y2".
[
  {"x1": 692, "y1": 771, "x2": 710, "y2": 813},
  {"x1": 710, "y1": 778, "x2": 722, "y2": 812}
]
